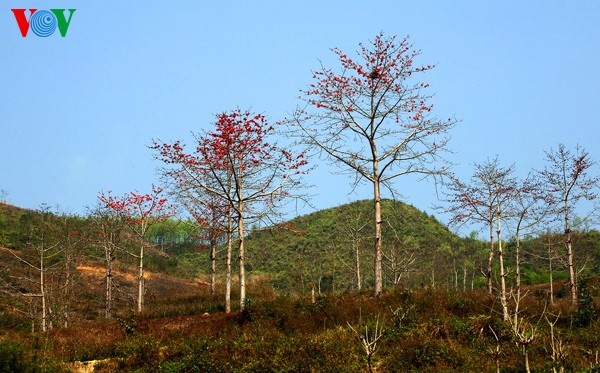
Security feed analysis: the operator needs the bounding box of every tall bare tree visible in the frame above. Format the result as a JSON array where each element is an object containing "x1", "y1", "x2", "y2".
[
  {"x1": 510, "y1": 175, "x2": 548, "y2": 301},
  {"x1": 5, "y1": 208, "x2": 67, "y2": 331},
  {"x1": 289, "y1": 33, "x2": 458, "y2": 296},
  {"x1": 537, "y1": 144, "x2": 599, "y2": 304},
  {"x1": 334, "y1": 209, "x2": 369, "y2": 291},
  {"x1": 444, "y1": 158, "x2": 515, "y2": 306}
]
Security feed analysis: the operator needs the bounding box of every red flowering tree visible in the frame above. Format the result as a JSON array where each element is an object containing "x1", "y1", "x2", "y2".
[
  {"x1": 90, "y1": 194, "x2": 126, "y2": 318},
  {"x1": 537, "y1": 144, "x2": 599, "y2": 304},
  {"x1": 288, "y1": 33, "x2": 458, "y2": 296},
  {"x1": 99, "y1": 185, "x2": 173, "y2": 313},
  {"x1": 152, "y1": 109, "x2": 307, "y2": 311}
]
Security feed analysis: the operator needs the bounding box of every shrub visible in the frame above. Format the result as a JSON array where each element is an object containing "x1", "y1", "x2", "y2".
[
  {"x1": 573, "y1": 278, "x2": 597, "y2": 328},
  {"x1": 0, "y1": 340, "x2": 30, "y2": 372}
]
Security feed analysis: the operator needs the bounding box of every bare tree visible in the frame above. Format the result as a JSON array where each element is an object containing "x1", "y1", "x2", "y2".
[
  {"x1": 510, "y1": 175, "x2": 548, "y2": 303},
  {"x1": 288, "y1": 33, "x2": 458, "y2": 296},
  {"x1": 89, "y1": 198, "x2": 125, "y2": 318},
  {"x1": 537, "y1": 144, "x2": 599, "y2": 304},
  {"x1": 348, "y1": 315, "x2": 385, "y2": 373},
  {"x1": 6, "y1": 211, "x2": 65, "y2": 331},
  {"x1": 507, "y1": 291, "x2": 541, "y2": 373},
  {"x1": 333, "y1": 209, "x2": 369, "y2": 291},
  {"x1": 545, "y1": 312, "x2": 568, "y2": 373},
  {"x1": 443, "y1": 157, "x2": 515, "y2": 319},
  {"x1": 180, "y1": 196, "x2": 229, "y2": 295},
  {"x1": 382, "y1": 220, "x2": 418, "y2": 289}
]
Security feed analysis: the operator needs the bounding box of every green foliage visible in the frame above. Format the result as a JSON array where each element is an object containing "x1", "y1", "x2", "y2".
[
  {"x1": 0, "y1": 312, "x2": 31, "y2": 331},
  {"x1": 145, "y1": 218, "x2": 199, "y2": 247},
  {"x1": 0, "y1": 338, "x2": 66, "y2": 373},
  {"x1": 245, "y1": 199, "x2": 470, "y2": 293},
  {"x1": 574, "y1": 278, "x2": 597, "y2": 327},
  {"x1": 116, "y1": 336, "x2": 161, "y2": 370},
  {"x1": 0, "y1": 340, "x2": 30, "y2": 372},
  {"x1": 116, "y1": 309, "x2": 138, "y2": 335}
]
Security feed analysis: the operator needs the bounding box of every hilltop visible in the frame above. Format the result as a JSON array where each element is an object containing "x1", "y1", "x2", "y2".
[{"x1": 245, "y1": 199, "x2": 478, "y2": 292}]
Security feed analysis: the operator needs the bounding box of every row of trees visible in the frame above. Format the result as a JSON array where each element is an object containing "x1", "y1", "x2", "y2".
[
  {"x1": 0, "y1": 196, "x2": 181, "y2": 330},
  {"x1": 145, "y1": 33, "x2": 458, "y2": 311},
  {"x1": 1, "y1": 207, "x2": 87, "y2": 332},
  {"x1": 102, "y1": 32, "x2": 599, "y2": 313},
  {"x1": 442, "y1": 145, "x2": 598, "y2": 320}
]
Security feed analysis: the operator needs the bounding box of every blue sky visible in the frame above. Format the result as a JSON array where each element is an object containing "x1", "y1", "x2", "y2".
[{"x1": 1, "y1": 1, "x2": 599, "y2": 234}]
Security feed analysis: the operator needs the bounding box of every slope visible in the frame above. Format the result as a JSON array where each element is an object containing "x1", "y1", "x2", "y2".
[{"x1": 245, "y1": 199, "x2": 475, "y2": 292}]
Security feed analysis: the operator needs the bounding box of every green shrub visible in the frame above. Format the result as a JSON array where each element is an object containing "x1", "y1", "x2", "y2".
[
  {"x1": 116, "y1": 336, "x2": 161, "y2": 370},
  {"x1": 0, "y1": 340, "x2": 30, "y2": 372},
  {"x1": 574, "y1": 278, "x2": 597, "y2": 328}
]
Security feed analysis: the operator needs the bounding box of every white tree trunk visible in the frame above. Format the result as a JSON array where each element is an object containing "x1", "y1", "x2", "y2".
[
  {"x1": 487, "y1": 221, "x2": 495, "y2": 295},
  {"x1": 497, "y1": 215, "x2": 509, "y2": 322},
  {"x1": 238, "y1": 202, "x2": 246, "y2": 311},
  {"x1": 210, "y1": 239, "x2": 217, "y2": 294},
  {"x1": 137, "y1": 244, "x2": 144, "y2": 313},
  {"x1": 564, "y1": 200, "x2": 577, "y2": 304},
  {"x1": 373, "y1": 177, "x2": 383, "y2": 297},
  {"x1": 40, "y1": 247, "x2": 47, "y2": 332}
]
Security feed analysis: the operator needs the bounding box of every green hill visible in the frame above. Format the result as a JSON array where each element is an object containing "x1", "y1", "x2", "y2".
[{"x1": 245, "y1": 199, "x2": 482, "y2": 293}]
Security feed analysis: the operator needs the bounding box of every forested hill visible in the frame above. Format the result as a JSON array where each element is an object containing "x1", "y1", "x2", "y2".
[
  {"x1": 245, "y1": 199, "x2": 480, "y2": 292},
  {"x1": 0, "y1": 202, "x2": 59, "y2": 249}
]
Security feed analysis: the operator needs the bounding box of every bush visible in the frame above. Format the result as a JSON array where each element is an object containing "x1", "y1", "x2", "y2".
[
  {"x1": 0, "y1": 340, "x2": 30, "y2": 372},
  {"x1": 116, "y1": 336, "x2": 161, "y2": 370},
  {"x1": 573, "y1": 278, "x2": 597, "y2": 327},
  {"x1": 0, "y1": 338, "x2": 65, "y2": 373}
]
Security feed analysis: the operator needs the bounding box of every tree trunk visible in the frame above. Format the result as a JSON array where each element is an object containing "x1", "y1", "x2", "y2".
[
  {"x1": 225, "y1": 216, "x2": 232, "y2": 314},
  {"x1": 40, "y1": 247, "x2": 47, "y2": 332},
  {"x1": 565, "y1": 236, "x2": 576, "y2": 304},
  {"x1": 453, "y1": 258, "x2": 458, "y2": 291},
  {"x1": 210, "y1": 238, "x2": 217, "y2": 294},
  {"x1": 548, "y1": 236, "x2": 554, "y2": 306},
  {"x1": 497, "y1": 215, "x2": 508, "y2": 322},
  {"x1": 355, "y1": 240, "x2": 362, "y2": 291},
  {"x1": 137, "y1": 244, "x2": 144, "y2": 313},
  {"x1": 524, "y1": 346, "x2": 531, "y2": 373},
  {"x1": 105, "y1": 243, "x2": 114, "y2": 318},
  {"x1": 238, "y1": 202, "x2": 246, "y2": 311},
  {"x1": 487, "y1": 220, "x2": 495, "y2": 294},
  {"x1": 515, "y1": 229, "x2": 522, "y2": 299},
  {"x1": 564, "y1": 199, "x2": 577, "y2": 304},
  {"x1": 462, "y1": 263, "x2": 467, "y2": 292},
  {"x1": 373, "y1": 178, "x2": 383, "y2": 297},
  {"x1": 63, "y1": 251, "x2": 72, "y2": 328}
]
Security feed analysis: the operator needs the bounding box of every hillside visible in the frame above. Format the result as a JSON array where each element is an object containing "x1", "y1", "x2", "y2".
[
  {"x1": 0, "y1": 202, "x2": 210, "y2": 331},
  {"x1": 0, "y1": 202, "x2": 41, "y2": 249},
  {"x1": 245, "y1": 199, "x2": 479, "y2": 293},
  {"x1": 1, "y1": 201, "x2": 600, "y2": 372}
]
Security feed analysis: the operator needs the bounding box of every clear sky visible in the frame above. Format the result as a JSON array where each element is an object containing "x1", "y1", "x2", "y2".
[{"x1": 1, "y1": 1, "x2": 599, "y2": 235}]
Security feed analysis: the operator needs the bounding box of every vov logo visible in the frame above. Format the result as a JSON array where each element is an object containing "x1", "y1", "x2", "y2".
[{"x1": 11, "y1": 9, "x2": 76, "y2": 37}]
